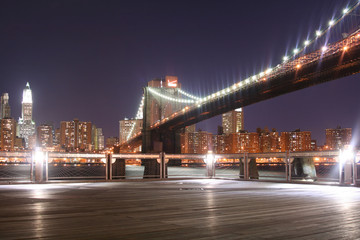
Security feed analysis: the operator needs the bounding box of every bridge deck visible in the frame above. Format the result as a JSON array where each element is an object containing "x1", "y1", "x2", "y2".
[{"x1": 0, "y1": 180, "x2": 359, "y2": 239}]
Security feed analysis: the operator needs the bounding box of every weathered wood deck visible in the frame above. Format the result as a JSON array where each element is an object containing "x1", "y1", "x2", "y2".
[{"x1": 0, "y1": 180, "x2": 359, "y2": 239}]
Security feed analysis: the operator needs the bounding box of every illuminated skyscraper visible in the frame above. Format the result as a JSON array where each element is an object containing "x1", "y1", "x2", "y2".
[
  {"x1": 222, "y1": 108, "x2": 244, "y2": 135},
  {"x1": 17, "y1": 82, "x2": 36, "y2": 148},
  {"x1": 0, "y1": 93, "x2": 11, "y2": 119}
]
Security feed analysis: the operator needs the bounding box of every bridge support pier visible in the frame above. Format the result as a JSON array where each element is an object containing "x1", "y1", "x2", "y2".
[
  {"x1": 112, "y1": 146, "x2": 126, "y2": 179},
  {"x1": 292, "y1": 157, "x2": 317, "y2": 180},
  {"x1": 112, "y1": 159, "x2": 125, "y2": 179},
  {"x1": 240, "y1": 154, "x2": 259, "y2": 180}
]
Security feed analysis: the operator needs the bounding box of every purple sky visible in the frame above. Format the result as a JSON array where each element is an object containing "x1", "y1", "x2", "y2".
[{"x1": 0, "y1": 0, "x2": 359, "y2": 145}]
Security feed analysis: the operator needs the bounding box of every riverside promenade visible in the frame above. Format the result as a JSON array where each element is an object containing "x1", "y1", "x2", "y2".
[{"x1": 0, "y1": 179, "x2": 360, "y2": 239}]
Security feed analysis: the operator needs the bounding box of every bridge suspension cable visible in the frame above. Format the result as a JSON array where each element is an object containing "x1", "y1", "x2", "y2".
[
  {"x1": 177, "y1": 89, "x2": 201, "y2": 100},
  {"x1": 126, "y1": 95, "x2": 144, "y2": 141},
  {"x1": 148, "y1": 87, "x2": 196, "y2": 103},
  {"x1": 284, "y1": 1, "x2": 360, "y2": 62}
]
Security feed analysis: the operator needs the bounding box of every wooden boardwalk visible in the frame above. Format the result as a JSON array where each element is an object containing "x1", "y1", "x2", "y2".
[{"x1": 0, "y1": 180, "x2": 359, "y2": 239}]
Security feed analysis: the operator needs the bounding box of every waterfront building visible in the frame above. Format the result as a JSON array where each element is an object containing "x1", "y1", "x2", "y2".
[
  {"x1": 280, "y1": 129, "x2": 312, "y2": 152},
  {"x1": 0, "y1": 118, "x2": 16, "y2": 151},
  {"x1": 106, "y1": 137, "x2": 119, "y2": 149},
  {"x1": 325, "y1": 126, "x2": 352, "y2": 150},
  {"x1": 222, "y1": 108, "x2": 244, "y2": 135},
  {"x1": 213, "y1": 134, "x2": 227, "y2": 154},
  {"x1": 14, "y1": 137, "x2": 25, "y2": 150},
  {"x1": 180, "y1": 131, "x2": 213, "y2": 154},
  {"x1": 60, "y1": 119, "x2": 92, "y2": 151},
  {"x1": 0, "y1": 93, "x2": 11, "y2": 119},
  {"x1": 17, "y1": 82, "x2": 36, "y2": 149},
  {"x1": 227, "y1": 131, "x2": 260, "y2": 153},
  {"x1": 258, "y1": 127, "x2": 280, "y2": 152}
]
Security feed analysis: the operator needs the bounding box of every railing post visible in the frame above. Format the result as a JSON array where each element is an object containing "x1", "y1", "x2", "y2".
[
  {"x1": 157, "y1": 152, "x2": 166, "y2": 179},
  {"x1": 354, "y1": 154, "x2": 358, "y2": 185},
  {"x1": 45, "y1": 151, "x2": 49, "y2": 182},
  {"x1": 288, "y1": 158, "x2": 294, "y2": 182},
  {"x1": 106, "y1": 153, "x2": 112, "y2": 180},
  {"x1": 244, "y1": 153, "x2": 249, "y2": 180},
  {"x1": 30, "y1": 154, "x2": 34, "y2": 182}
]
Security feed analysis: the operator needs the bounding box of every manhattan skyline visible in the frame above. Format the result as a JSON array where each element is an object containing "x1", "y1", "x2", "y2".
[{"x1": 0, "y1": 0, "x2": 359, "y2": 145}]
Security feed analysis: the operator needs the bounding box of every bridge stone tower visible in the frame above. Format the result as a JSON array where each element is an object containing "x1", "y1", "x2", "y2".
[{"x1": 142, "y1": 76, "x2": 185, "y2": 176}]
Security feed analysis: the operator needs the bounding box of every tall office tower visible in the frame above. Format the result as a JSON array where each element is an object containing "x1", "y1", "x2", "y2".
[
  {"x1": 119, "y1": 118, "x2": 143, "y2": 144},
  {"x1": 0, "y1": 93, "x2": 11, "y2": 119},
  {"x1": 92, "y1": 125, "x2": 105, "y2": 151},
  {"x1": 17, "y1": 82, "x2": 36, "y2": 148},
  {"x1": 37, "y1": 124, "x2": 53, "y2": 149},
  {"x1": 226, "y1": 131, "x2": 260, "y2": 153},
  {"x1": 97, "y1": 128, "x2": 105, "y2": 150},
  {"x1": 222, "y1": 108, "x2": 244, "y2": 135},
  {"x1": 325, "y1": 126, "x2": 352, "y2": 150},
  {"x1": 180, "y1": 131, "x2": 213, "y2": 154},
  {"x1": 146, "y1": 76, "x2": 183, "y2": 126},
  {"x1": 258, "y1": 127, "x2": 280, "y2": 153},
  {"x1": 0, "y1": 118, "x2": 16, "y2": 151},
  {"x1": 280, "y1": 129, "x2": 312, "y2": 152},
  {"x1": 60, "y1": 119, "x2": 92, "y2": 151}
]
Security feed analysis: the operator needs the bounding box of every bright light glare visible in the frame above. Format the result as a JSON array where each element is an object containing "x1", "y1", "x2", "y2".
[
  {"x1": 316, "y1": 30, "x2": 322, "y2": 37},
  {"x1": 283, "y1": 56, "x2": 289, "y2": 61},
  {"x1": 343, "y1": 46, "x2": 349, "y2": 51},
  {"x1": 343, "y1": 8, "x2": 349, "y2": 14},
  {"x1": 34, "y1": 148, "x2": 44, "y2": 164},
  {"x1": 322, "y1": 46, "x2": 327, "y2": 52},
  {"x1": 265, "y1": 68, "x2": 272, "y2": 74},
  {"x1": 328, "y1": 20, "x2": 335, "y2": 26},
  {"x1": 304, "y1": 40, "x2": 310, "y2": 46},
  {"x1": 296, "y1": 64, "x2": 301, "y2": 69},
  {"x1": 293, "y1": 48, "x2": 299, "y2": 54},
  {"x1": 205, "y1": 151, "x2": 215, "y2": 165}
]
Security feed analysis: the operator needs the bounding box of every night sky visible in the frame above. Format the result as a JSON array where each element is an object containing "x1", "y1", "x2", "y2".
[{"x1": 1, "y1": 0, "x2": 359, "y2": 145}]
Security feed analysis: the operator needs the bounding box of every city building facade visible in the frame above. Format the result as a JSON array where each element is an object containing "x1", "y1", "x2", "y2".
[
  {"x1": 60, "y1": 119, "x2": 92, "y2": 151},
  {"x1": 222, "y1": 108, "x2": 244, "y2": 135},
  {"x1": 0, "y1": 93, "x2": 11, "y2": 119},
  {"x1": 325, "y1": 126, "x2": 352, "y2": 150},
  {"x1": 37, "y1": 124, "x2": 53, "y2": 150},
  {"x1": 180, "y1": 131, "x2": 213, "y2": 154},
  {"x1": 280, "y1": 129, "x2": 312, "y2": 152},
  {"x1": 0, "y1": 118, "x2": 16, "y2": 151}
]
